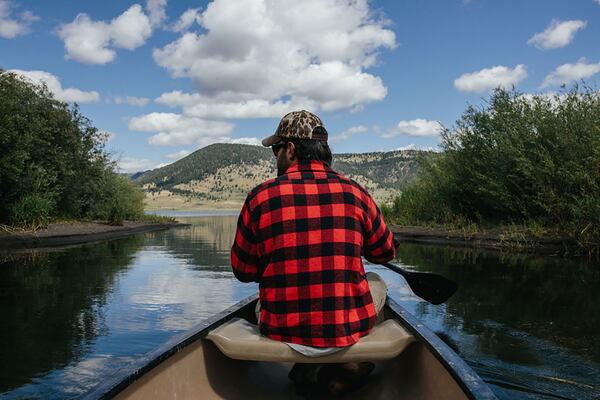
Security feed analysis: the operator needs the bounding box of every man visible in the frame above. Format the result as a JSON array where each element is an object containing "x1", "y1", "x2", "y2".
[{"x1": 230, "y1": 110, "x2": 397, "y2": 394}]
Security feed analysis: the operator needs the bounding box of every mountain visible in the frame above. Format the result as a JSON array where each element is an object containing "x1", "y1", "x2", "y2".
[{"x1": 136, "y1": 143, "x2": 425, "y2": 210}]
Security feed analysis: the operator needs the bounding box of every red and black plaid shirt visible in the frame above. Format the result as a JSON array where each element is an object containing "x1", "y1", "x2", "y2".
[{"x1": 231, "y1": 160, "x2": 397, "y2": 347}]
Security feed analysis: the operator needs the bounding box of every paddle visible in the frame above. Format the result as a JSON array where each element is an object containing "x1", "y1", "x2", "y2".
[{"x1": 381, "y1": 262, "x2": 458, "y2": 305}]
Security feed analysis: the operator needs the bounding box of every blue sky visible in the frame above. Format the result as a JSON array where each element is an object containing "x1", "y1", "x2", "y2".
[{"x1": 1, "y1": 0, "x2": 599, "y2": 172}]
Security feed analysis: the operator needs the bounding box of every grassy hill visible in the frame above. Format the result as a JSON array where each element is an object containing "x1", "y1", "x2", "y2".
[{"x1": 136, "y1": 143, "x2": 425, "y2": 210}]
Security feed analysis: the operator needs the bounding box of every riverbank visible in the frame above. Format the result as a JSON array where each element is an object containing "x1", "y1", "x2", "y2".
[
  {"x1": 0, "y1": 220, "x2": 184, "y2": 250},
  {"x1": 9, "y1": 218, "x2": 576, "y2": 254},
  {"x1": 390, "y1": 225, "x2": 576, "y2": 255}
]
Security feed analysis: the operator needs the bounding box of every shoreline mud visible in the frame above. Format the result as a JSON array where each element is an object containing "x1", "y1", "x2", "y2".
[
  {"x1": 391, "y1": 225, "x2": 575, "y2": 255},
  {"x1": 0, "y1": 221, "x2": 184, "y2": 250}
]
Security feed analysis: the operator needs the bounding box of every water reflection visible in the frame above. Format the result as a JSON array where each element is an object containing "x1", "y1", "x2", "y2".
[
  {"x1": 144, "y1": 215, "x2": 238, "y2": 272},
  {"x1": 395, "y1": 244, "x2": 600, "y2": 364},
  {"x1": 388, "y1": 244, "x2": 600, "y2": 399},
  {"x1": 0, "y1": 215, "x2": 255, "y2": 399},
  {"x1": 1, "y1": 216, "x2": 599, "y2": 399},
  {"x1": 0, "y1": 236, "x2": 145, "y2": 395}
]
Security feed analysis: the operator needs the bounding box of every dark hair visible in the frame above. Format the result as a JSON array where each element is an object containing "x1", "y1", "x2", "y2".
[{"x1": 288, "y1": 127, "x2": 332, "y2": 166}]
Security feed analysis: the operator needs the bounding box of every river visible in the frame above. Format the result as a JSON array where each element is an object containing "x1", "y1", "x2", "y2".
[{"x1": 0, "y1": 213, "x2": 599, "y2": 399}]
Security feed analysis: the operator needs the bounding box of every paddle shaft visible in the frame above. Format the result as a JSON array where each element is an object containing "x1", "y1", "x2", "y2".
[{"x1": 382, "y1": 262, "x2": 411, "y2": 279}]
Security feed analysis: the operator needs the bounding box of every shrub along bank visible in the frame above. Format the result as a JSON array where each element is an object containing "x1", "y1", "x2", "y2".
[
  {"x1": 0, "y1": 69, "x2": 144, "y2": 228},
  {"x1": 382, "y1": 87, "x2": 600, "y2": 254}
]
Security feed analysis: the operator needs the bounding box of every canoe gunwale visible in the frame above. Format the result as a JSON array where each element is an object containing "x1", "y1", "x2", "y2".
[
  {"x1": 83, "y1": 294, "x2": 496, "y2": 400},
  {"x1": 386, "y1": 297, "x2": 497, "y2": 399}
]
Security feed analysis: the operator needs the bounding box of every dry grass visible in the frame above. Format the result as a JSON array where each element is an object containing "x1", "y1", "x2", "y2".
[{"x1": 144, "y1": 190, "x2": 242, "y2": 211}]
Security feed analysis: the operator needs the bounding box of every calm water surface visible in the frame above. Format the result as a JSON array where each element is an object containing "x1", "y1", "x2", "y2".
[{"x1": 0, "y1": 214, "x2": 599, "y2": 399}]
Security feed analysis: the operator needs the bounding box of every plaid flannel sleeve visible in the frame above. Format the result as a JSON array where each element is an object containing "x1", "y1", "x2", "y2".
[
  {"x1": 363, "y1": 196, "x2": 397, "y2": 264},
  {"x1": 230, "y1": 197, "x2": 260, "y2": 283}
]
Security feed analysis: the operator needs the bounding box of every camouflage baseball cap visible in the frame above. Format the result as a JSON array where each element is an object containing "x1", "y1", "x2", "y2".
[{"x1": 261, "y1": 110, "x2": 327, "y2": 146}]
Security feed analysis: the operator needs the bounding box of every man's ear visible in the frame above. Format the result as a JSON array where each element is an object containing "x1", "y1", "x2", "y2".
[{"x1": 287, "y1": 141, "x2": 296, "y2": 161}]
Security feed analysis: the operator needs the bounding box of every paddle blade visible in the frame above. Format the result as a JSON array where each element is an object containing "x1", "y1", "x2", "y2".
[
  {"x1": 381, "y1": 262, "x2": 458, "y2": 304},
  {"x1": 403, "y1": 270, "x2": 458, "y2": 305}
]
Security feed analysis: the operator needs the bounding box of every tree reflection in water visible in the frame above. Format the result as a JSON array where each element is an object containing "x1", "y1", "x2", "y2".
[
  {"x1": 395, "y1": 244, "x2": 600, "y2": 364},
  {"x1": 0, "y1": 236, "x2": 145, "y2": 393},
  {"x1": 144, "y1": 215, "x2": 238, "y2": 274},
  {"x1": 2, "y1": 217, "x2": 598, "y2": 400},
  {"x1": 392, "y1": 243, "x2": 600, "y2": 399}
]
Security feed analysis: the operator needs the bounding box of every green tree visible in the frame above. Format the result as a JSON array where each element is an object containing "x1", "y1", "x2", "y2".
[
  {"x1": 0, "y1": 69, "x2": 143, "y2": 226},
  {"x1": 392, "y1": 86, "x2": 600, "y2": 250}
]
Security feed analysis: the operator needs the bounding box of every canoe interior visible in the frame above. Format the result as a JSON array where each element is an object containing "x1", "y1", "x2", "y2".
[{"x1": 111, "y1": 301, "x2": 475, "y2": 400}]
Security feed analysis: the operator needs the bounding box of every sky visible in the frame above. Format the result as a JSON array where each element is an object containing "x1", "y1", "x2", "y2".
[{"x1": 1, "y1": 0, "x2": 599, "y2": 172}]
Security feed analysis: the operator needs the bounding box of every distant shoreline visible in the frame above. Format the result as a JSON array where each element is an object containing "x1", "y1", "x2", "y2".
[
  {"x1": 0, "y1": 221, "x2": 184, "y2": 250},
  {"x1": 145, "y1": 208, "x2": 241, "y2": 216},
  {"x1": 2, "y1": 218, "x2": 577, "y2": 255}
]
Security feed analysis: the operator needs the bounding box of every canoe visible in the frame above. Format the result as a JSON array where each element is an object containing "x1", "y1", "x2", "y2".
[{"x1": 83, "y1": 294, "x2": 497, "y2": 399}]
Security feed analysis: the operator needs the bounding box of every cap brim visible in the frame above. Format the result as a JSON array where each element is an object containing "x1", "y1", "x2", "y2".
[{"x1": 261, "y1": 134, "x2": 281, "y2": 147}]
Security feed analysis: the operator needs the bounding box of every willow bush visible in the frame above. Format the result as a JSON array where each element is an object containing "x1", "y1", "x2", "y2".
[
  {"x1": 89, "y1": 173, "x2": 145, "y2": 225},
  {"x1": 390, "y1": 86, "x2": 600, "y2": 250},
  {"x1": 0, "y1": 69, "x2": 144, "y2": 227}
]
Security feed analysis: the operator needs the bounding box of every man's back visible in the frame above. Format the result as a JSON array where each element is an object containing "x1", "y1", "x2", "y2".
[{"x1": 231, "y1": 160, "x2": 396, "y2": 347}]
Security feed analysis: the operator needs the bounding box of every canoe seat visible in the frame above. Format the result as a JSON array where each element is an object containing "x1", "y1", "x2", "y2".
[{"x1": 206, "y1": 318, "x2": 415, "y2": 363}]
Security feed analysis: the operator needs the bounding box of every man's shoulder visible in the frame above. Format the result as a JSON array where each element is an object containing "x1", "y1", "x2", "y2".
[
  {"x1": 330, "y1": 170, "x2": 371, "y2": 197},
  {"x1": 244, "y1": 168, "x2": 373, "y2": 205},
  {"x1": 244, "y1": 176, "x2": 281, "y2": 203}
]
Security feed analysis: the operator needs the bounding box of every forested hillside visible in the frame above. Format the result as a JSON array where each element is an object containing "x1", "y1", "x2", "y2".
[{"x1": 136, "y1": 143, "x2": 425, "y2": 209}]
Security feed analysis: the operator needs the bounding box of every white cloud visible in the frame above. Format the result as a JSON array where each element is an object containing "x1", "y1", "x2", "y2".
[
  {"x1": 156, "y1": 91, "x2": 317, "y2": 119},
  {"x1": 58, "y1": 14, "x2": 114, "y2": 64},
  {"x1": 113, "y1": 95, "x2": 150, "y2": 106},
  {"x1": 110, "y1": 4, "x2": 152, "y2": 50},
  {"x1": 128, "y1": 112, "x2": 234, "y2": 146},
  {"x1": 146, "y1": 0, "x2": 167, "y2": 27},
  {"x1": 394, "y1": 144, "x2": 417, "y2": 151},
  {"x1": 155, "y1": 91, "x2": 205, "y2": 108},
  {"x1": 393, "y1": 144, "x2": 438, "y2": 152},
  {"x1": 528, "y1": 19, "x2": 586, "y2": 50},
  {"x1": 117, "y1": 156, "x2": 161, "y2": 173},
  {"x1": 219, "y1": 137, "x2": 262, "y2": 146},
  {"x1": 171, "y1": 8, "x2": 200, "y2": 32},
  {"x1": 454, "y1": 64, "x2": 527, "y2": 92},
  {"x1": 382, "y1": 119, "x2": 442, "y2": 138},
  {"x1": 58, "y1": 4, "x2": 152, "y2": 65},
  {"x1": 329, "y1": 125, "x2": 368, "y2": 144},
  {"x1": 0, "y1": 0, "x2": 39, "y2": 38},
  {"x1": 152, "y1": 0, "x2": 395, "y2": 116},
  {"x1": 519, "y1": 91, "x2": 567, "y2": 107},
  {"x1": 8, "y1": 69, "x2": 100, "y2": 103},
  {"x1": 541, "y1": 58, "x2": 600, "y2": 87},
  {"x1": 166, "y1": 150, "x2": 191, "y2": 160}
]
